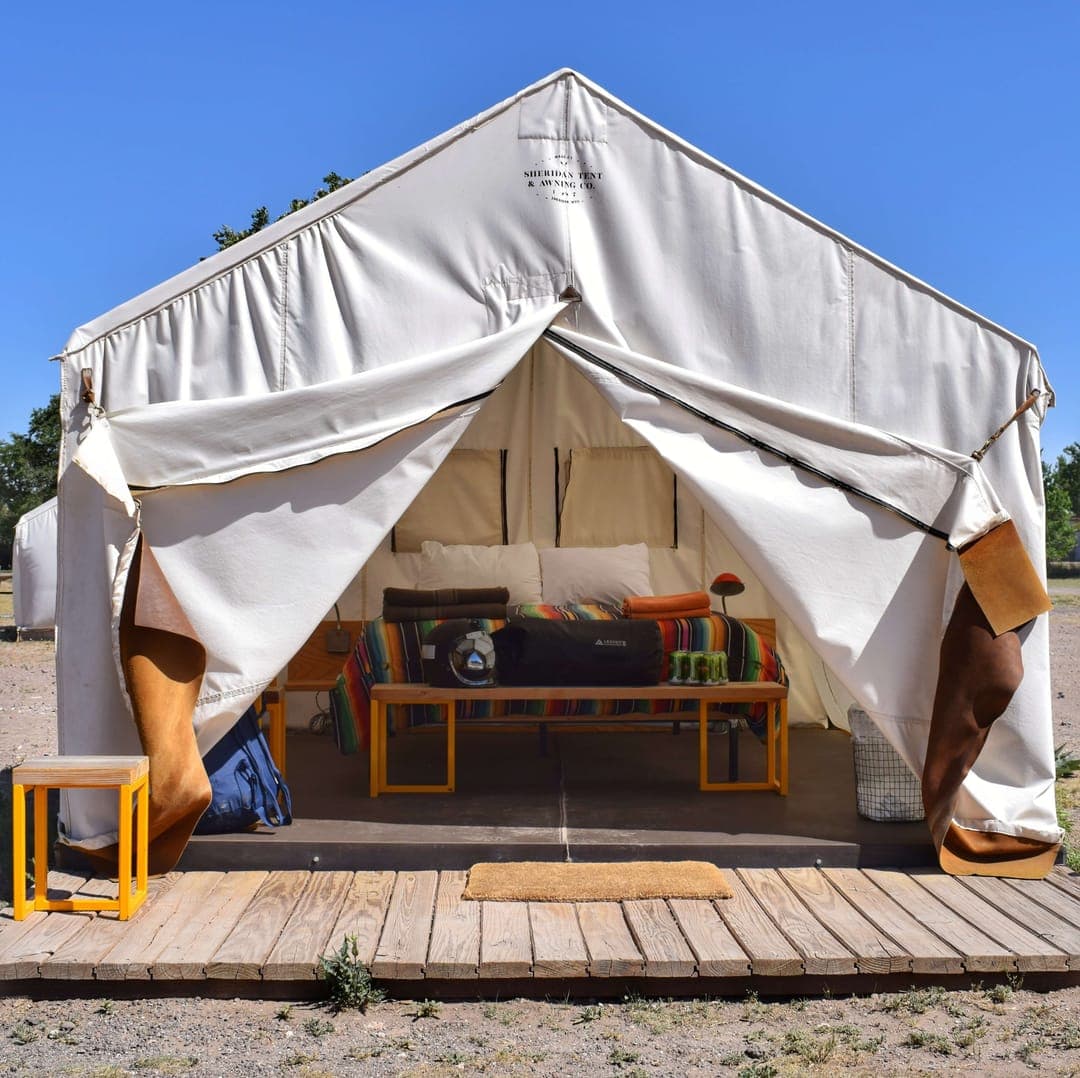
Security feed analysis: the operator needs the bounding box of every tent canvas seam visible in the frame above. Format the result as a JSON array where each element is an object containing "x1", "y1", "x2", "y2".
[
  {"x1": 278, "y1": 242, "x2": 290, "y2": 392},
  {"x1": 847, "y1": 246, "x2": 856, "y2": 422},
  {"x1": 197, "y1": 682, "x2": 269, "y2": 707}
]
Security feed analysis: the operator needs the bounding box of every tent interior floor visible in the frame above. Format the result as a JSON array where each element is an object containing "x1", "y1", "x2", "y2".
[{"x1": 180, "y1": 725, "x2": 935, "y2": 872}]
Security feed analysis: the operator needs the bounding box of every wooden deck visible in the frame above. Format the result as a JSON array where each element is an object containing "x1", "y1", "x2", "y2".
[{"x1": 3, "y1": 866, "x2": 1080, "y2": 997}]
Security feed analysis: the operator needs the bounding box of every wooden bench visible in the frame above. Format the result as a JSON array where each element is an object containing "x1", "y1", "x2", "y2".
[{"x1": 368, "y1": 681, "x2": 788, "y2": 797}]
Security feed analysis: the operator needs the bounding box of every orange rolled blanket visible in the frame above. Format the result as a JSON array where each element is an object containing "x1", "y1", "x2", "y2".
[{"x1": 622, "y1": 591, "x2": 712, "y2": 620}]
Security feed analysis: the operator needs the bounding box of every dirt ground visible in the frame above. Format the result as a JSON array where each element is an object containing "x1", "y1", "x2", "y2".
[{"x1": 2, "y1": 587, "x2": 1080, "y2": 1076}]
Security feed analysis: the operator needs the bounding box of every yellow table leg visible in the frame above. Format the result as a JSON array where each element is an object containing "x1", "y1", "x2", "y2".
[
  {"x1": 698, "y1": 698, "x2": 709, "y2": 790},
  {"x1": 375, "y1": 698, "x2": 457, "y2": 794},
  {"x1": 264, "y1": 693, "x2": 287, "y2": 779},
  {"x1": 369, "y1": 698, "x2": 381, "y2": 797},
  {"x1": 380, "y1": 704, "x2": 390, "y2": 792},
  {"x1": 136, "y1": 775, "x2": 149, "y2": 897},
  {"x1": 33, "y1": 786, "x2": 48, "y2": 913},
  {"x1": 12, "y1": 782, "x2": 26, "y2": 921},
  {"x1": 117, "y1": 782, "x2": 133, "y2": 920},
  {"x1": 780, "y1": 697, "x2": 789, "y2": 796},
  {"x1": 447, "y1": 702, "x2": 456, "y2": 793},
  {"x1": 766, "y1": 701, "x2": 776, "y2": 792}
]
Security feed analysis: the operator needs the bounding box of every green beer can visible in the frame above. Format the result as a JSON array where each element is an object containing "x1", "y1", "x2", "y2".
[
  {"x1": 687, "y1": 651, "x2": 704, "y2": 685},
  {"x1": 668, "y1": 650, "x2": 690, "y2": 684},
  {"x1": 716, "y1": 650, "x2": 729, "y2": 683},
  {"x1": 700, "y1": 651, "x2": 719, "y2": 685},
  {"x1": 702, "y1": 651, "x2": 727, "y2": 684}
]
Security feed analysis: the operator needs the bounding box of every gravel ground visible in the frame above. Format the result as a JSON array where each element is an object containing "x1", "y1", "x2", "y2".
[{"x1": 1, "y1": 591, "x2": 1080, "y2": 1076}]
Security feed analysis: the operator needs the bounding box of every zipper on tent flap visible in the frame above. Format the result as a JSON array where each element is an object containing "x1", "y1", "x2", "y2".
[{"x1": 543, "y1": 329, "x2": 953, "y2": 548}]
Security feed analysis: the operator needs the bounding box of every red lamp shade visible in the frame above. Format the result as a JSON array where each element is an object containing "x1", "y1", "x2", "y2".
[{"x1": 710, "y1": 573, "x2": 745, "y2": 597}]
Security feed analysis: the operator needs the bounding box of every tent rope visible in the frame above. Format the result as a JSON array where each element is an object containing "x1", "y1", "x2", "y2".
[
  {"x1": 543, "y1": 329, "x2": 953, "y2": 547},
  {"x1": 971, "y1": 389, "x2": 1042, "y2": 462}
]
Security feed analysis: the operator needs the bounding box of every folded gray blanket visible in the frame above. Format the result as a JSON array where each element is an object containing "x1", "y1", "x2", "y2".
[
  {"x1": 383, "y1": 586, "x2": 510, "y2": 608},
  {"x1": 382, "y1": 603, "x2": 508, "y2": 623}
]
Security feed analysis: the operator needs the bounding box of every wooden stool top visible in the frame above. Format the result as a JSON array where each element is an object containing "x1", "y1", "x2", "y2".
[{"x1": 12, "y1": 755, "x2": 149, "y2": 787}]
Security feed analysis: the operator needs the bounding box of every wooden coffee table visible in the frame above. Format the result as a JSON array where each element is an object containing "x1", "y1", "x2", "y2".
[{"x1": 368, "y1": 682, "x2": 788, "y2": 797}]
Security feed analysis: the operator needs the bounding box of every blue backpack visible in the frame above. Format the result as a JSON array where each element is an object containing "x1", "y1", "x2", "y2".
[{"x1": 194, "y1": 705, "x2": 293, "y2": 834}]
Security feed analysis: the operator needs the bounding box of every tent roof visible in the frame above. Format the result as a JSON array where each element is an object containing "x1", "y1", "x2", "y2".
[{"x1": 62, "y1": 68, "x2": 1039, "y2": 362}]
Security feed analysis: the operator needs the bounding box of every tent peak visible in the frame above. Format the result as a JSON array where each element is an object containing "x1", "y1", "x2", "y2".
[{"x1": 62, "y1": 68, "x2": 1041, "y2": 366}]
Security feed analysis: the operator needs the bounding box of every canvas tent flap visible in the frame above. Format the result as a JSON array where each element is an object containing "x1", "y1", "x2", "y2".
[
  {"x1": 545, "y1": 328, "x2": 1010, "y2": 550},
  {"x1": 13, "y1": 497, "x2": 58, "y2": 630},
  {"x1": 545, "y1": 329, "x2": 1059, "y2": 848},
  {"x1": 104, "y1": 306, "x2": 561, "y2": 489},
  {"x1": 58, "y1": 304, "x2": 564, "y2": 852}
]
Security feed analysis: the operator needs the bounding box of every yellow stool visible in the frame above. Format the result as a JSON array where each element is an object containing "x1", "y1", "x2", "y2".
[{"x1": 11, "y1": 755, "x2": 149, "y2": 921}]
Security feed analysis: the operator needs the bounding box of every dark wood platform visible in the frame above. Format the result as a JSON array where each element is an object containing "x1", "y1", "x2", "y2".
[{"x1": 181, "y1": 726, "x2": 934, "y2": 871}]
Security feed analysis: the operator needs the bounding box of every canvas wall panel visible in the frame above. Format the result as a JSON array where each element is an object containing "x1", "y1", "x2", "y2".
[
  {"x1": 283, "y1": 106, "x2": 570, "y2": 389},
  {"x1": 565, "y1": 106, "x2": 852, "y2": 417},
  {"x1": 66, "y1": 250, "x2": 285, "y2": 415}
]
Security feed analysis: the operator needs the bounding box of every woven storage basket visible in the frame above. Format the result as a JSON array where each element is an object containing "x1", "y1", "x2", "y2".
[{"x1": 849, "y1": 707, "x2": 924, "y2": 822}]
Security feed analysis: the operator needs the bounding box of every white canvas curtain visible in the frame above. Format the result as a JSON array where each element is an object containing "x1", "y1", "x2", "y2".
[
  {"x1": 13, "y1": 497, "x2": 58, "y2": 630},
  {"x1": 60, "y1": 304, "x2": 563, "y2": 847},
  {"x1": 545, "y1": 327, "x2": 1059, "y2": 846}
]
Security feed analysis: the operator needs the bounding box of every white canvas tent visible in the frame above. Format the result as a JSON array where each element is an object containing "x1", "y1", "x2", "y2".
[
  {"x1": 13, "y1": 496, "x2": 57, "y2": 631},
  {"x1": 55, "y1": 69, "x2": 1057, "y2": 874}
]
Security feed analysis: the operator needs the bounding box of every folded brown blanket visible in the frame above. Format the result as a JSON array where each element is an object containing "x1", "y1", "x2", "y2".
[
  {"x1": 383, "y1": 586, "x2": 510, "y2": 608},
  {"x1": 383, "y1": 603, "x2": 508, "y2": 622},
  {"x1": 623, "y1": 591, "x2": 712, "y2": 620}
]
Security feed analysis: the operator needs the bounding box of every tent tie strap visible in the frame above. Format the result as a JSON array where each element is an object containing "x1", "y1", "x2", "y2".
[
  {"x1": 971, "y1": 389, "x2": 1041, "y2": 462},
  {"x1": 78, "y1": 368, "x2": 106, "y2": 423}
]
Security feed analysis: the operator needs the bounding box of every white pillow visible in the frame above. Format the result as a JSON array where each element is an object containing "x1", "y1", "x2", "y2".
[
  {"x1": 418, "y1": 541, "x2": 542, "y2": 605},
  {"x1": 539, "y1": 544, "x2": 652, "y2": 606}
]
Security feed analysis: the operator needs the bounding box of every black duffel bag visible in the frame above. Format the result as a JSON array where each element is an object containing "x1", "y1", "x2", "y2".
[{"x1": 492, "y1": 618, "x2": 663, "y2": 687}]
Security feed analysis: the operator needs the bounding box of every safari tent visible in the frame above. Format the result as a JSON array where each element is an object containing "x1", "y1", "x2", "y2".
[
  {"x1": 54, "y1": 69, "x2": 1057, "y2": 878},
  {"x1": 13, "y1": 496, "x2": 57, "y2": 632}
]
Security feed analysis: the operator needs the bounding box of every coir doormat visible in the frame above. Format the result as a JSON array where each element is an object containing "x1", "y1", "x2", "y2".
[{"x1": 462, "y1": 860, "x2": 733, "y2": 902}]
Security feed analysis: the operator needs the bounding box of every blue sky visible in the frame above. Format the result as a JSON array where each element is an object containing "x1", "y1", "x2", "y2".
[{"x1": 1, "y1": 1, "x2": 1076, "y2": 461}]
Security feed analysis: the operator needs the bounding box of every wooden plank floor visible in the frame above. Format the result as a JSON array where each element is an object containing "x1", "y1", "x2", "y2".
[{"x1": 4, "y1": 866, "x2": 1080, "y2": 992}]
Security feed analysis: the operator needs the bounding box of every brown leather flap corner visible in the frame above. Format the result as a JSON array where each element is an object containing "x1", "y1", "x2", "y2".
[
  {"x1": 939, "y1": 822, "x2": 1060, "y2": 879},
  {"x1": 958, "y1": 520, "x2": 1052, "y2": 636}
]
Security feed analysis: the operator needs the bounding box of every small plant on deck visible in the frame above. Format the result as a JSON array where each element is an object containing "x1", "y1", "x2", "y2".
[{"x1": 317, "y1": 934, "x2": 385, "y2": 1012}]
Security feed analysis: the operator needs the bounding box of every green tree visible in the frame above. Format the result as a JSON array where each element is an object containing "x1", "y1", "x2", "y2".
[
  {"x1": 1046, "y1": 478, "x2": 1076, "y2": 561},
  {"x1": 0, "y1": 394, "x2": 61, "y2": 567},
  {"x1": 212, "y1": 171, "x2": 353, "y2": 251},
  {"x1": 1053, "y1": 442, "x2": 1080, "y2": 517}
]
